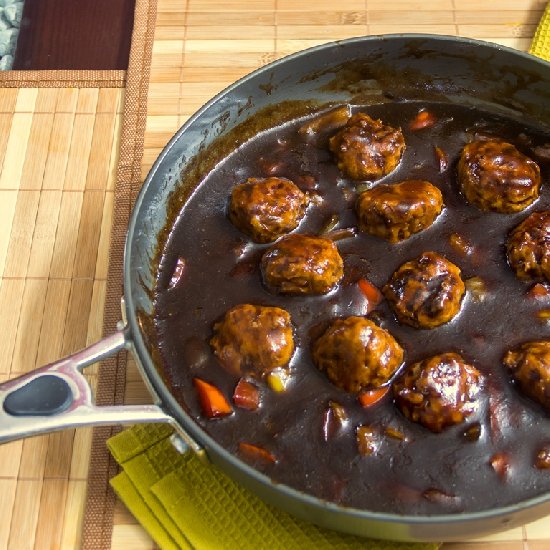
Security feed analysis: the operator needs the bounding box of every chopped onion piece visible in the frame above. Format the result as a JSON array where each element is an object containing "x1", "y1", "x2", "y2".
[
  {"x1": 323, "y1": 227, "x2": 357, "y2": 242},
  {"x1": 449, "y1": 233, "x2": 473, "y2": 256},
  {"x1": 298, "y1": 105, "x2": 351, "y2": 136},
  {"x1": 462, "y1": 422, "x2": 482, "y2": 442},
  {"x1": 434, "y1": 146, "x2": 448, "y2": 172},
  {"x1": 489, "y1": 452, "x2": 510, "y2": 479},
  {"x1": 465, "y1": 276, "x2": 487, "y2": 303},
  {"x1": 422, "y1": 488, "x2": 461, "y2": 506},
  {"x1": 322, "y1": 401, "x2": 349, "y2": 441},
  {"x1": 319, "y1": 214, "x2": 340, "y2": 235},
  {"x1": 357, "y1": 425, "x2": 381, "y2": 456},
  {"x1": 384, "y1": 426, "x2": 409, "y2": 442},
  {"x1": 535, "y1": 446, "x2": 550, "y2": 469}
]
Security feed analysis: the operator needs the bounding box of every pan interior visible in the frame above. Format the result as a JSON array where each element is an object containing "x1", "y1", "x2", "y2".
[{"x1": 125, "y1": 35, "x2": 550, "y2": 535}]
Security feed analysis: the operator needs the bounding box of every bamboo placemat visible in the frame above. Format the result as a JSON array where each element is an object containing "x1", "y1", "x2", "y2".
[{"x1": 0, "y1": 84, "x2": 123, "y2": 548}]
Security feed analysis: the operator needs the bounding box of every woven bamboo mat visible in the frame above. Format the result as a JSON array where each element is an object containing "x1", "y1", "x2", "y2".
[
  {"x1": 0, "y1": 0, "x2": 549, "y2": 549},
  {"x1": 0, "y1": 85, "x2": 123, "y2": 548}
]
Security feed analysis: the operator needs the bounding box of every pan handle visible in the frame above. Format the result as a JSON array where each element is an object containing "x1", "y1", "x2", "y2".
[{"x1": 0, "y1": 328, "x2": 175, "y2": 444}]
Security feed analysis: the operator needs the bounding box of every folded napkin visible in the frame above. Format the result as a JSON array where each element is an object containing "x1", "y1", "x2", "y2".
[
  {"x1": 109, "y1": 424, "x2": 437, "y2": 550},
  {"x1": 109, "y1": 12, "x2": 550, "y2": 549},
  {"x1": 530, "y1": 1, "x2": 550, "y2": 61}
]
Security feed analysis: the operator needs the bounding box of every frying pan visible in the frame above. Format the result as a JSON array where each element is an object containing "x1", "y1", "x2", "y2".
[{"x1": 1, "y1": 35, "x2": 549, "y2": 542}]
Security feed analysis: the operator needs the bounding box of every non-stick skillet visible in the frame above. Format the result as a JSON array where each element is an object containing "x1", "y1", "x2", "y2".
[{"x1": 0, "y1": 35, "x2": 549, "y2": 542}]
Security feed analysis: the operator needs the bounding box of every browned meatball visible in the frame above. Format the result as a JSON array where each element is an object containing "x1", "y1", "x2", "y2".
[
  {"x1": 261, "y1": 234, "x2": 344, "y2": 295},
  {"x1": 503, "y1": 340, "x2": 550, "y2": 411},
  {"x1": 210, "y1": 304, "x2": 294, "y2": 377},
  {"x1": 228, "y1": 177, "x2": 309, "y2": 243},
  {"x1": 356, "y1": 180, "x2": 444, "y2": 243},
  {"x1": 383, "y1": 252, "x2": 465, "y2": 329},
  {"x1": 328, "y1": 113, "x2": 405, "y2": 181},
  {"x1": 458, "y1": 140, "x2": 541, "y2": 213},
  {"x1": 393, "y1": 353, "x2": 483, "y2": 433},
  {"x1": 506, "y1": 211, "x2": 550, "y2": 282},
  {"x1": 312, "y1": 316, "x2": 404, "y2": 393}
]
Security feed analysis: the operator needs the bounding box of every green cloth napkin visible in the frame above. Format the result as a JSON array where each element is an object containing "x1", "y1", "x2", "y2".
[
  {"x1": 530, "y1": 1, "x2": 550, "y2": 61},
  {"x1": 109, "y1": 12, "x2": 550, "y2": 549},
  {"x1": 109, "y1": 424, "x2": 437, "y2": 550}
]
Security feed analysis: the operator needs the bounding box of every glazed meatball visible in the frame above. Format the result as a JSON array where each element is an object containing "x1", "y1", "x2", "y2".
[
  {"x1": 393, "y1": 353, "x2": 483, "y2": 433},
  {"x1": 383, "y1": 252, "x2": 465, "y2": 329},
  {"x1": 228, "y1": 177, "x2": 309, "y2": 243},
  {"x1": 356, "y1": 180, "x2": 443, "y2": 243},
  {"x1": 506, "y1": 211, "x2": 550, "y2": 282},
  {"x1": 458, "y1": 140, "x2": 541, "y2": 213},
  {"x1": 503, "y1": 340, "x2": 550, "y2": 411},
  {"x1": 210, "y1": 304, "x2": 294, "y2": 377},
  {"x1": 312, "y1": 316, "x2": 404, "y2": 393},
  {"x1": 328, "y1": 113, "x2": 405, "y2": 181},
  {"x1": 261, "y1": 233, "x2": 344, "y2": 295}
]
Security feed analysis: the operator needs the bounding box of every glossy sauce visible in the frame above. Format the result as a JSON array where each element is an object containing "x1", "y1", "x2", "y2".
[{"x1": 153, "y1": 101, "x2": 550, "y2": 515}]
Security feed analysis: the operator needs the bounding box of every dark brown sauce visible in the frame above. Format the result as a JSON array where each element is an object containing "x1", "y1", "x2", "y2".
[{"x1": 153, "y1": 101, "x2": 550, "y2": 515}]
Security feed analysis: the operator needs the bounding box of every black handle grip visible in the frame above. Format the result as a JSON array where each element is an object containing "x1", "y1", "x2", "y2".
[{"x1": 3, "y1": 375, "x2": 73, "y2": 417}]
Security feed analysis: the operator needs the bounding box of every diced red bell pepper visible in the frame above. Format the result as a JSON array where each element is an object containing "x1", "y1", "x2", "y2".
[
  {"x1": 358, "y1": 386, "x2": 389, "y2": 408},
  {"x1": 193, "y1": 377, "x2": 232, "y2": 418},
  {"x1": 528, "y1": 283, "x2": 550, "y2": 299},
  {"x1": 409, "y1": 110, "x2": 437, "y2": 130},
  {"x1": 239, "y1": 442, "x2": 277, "y2": 464},
  {"x1": 233, "y1": 378, "x2": 260, "y2": 411},
  {"x1": 357, "y1": 278, "x2": 383, "y2": 312}
]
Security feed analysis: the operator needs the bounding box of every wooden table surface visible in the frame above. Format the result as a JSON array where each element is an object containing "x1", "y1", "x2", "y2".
[{"x1": 0, "y1": 1, "x2": 549, "y2": 549}]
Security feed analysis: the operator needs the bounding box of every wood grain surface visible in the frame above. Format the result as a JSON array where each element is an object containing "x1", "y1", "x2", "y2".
[
  {"x1": 0, "y1": 0, "x2": 549, "y2": 548},
  {"x1": 0, "y1": 87, "x2": 123, "y2": 549}
]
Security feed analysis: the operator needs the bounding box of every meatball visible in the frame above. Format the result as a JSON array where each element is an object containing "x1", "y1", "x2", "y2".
[
  {"x1": 458, "y1": 140, "x2": 541, "y2": 213},
  {"x1": 393, "y1": 353, "x2": 483, "y2": 433},
  {"x1": 228, "y1": 177, "x2": 309, "y2": 243},
  {"x1": 210, "y1": 304, "x2": 294, "y2": 377},
  {"x1": 261, "y1": 233, "x2": 344, "y2": 295},
  {"x1": 312, "y1": 316, "x2": 404, "y2": 393},
  {"x1": 356, "y1": 180, "x2": 443, "y2": 243},
  {"x1": 383, "y1": 252, "x2": 465, "y2": 329},
  {"x1": 503, "y1": 340, "x2": 550, "y2": 411},
  {"x1": 506, "y1": 211, "x2": 550, "y2": 282},
  {"x1": 329, "y1": 113, "x2": 405, "y2": 181}
]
